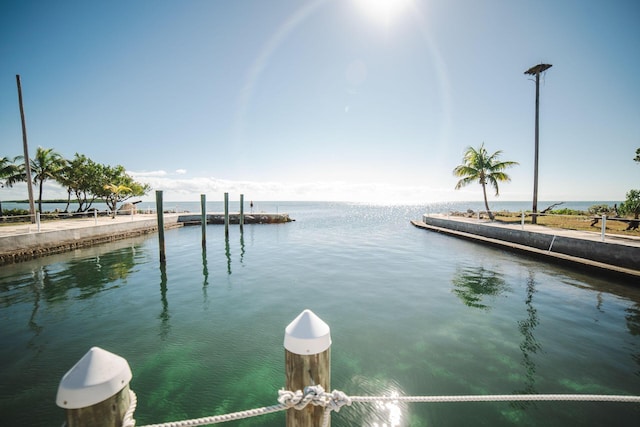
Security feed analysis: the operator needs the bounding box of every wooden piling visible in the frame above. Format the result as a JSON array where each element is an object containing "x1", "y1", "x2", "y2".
[
  {"x1": 224, "y1": 192, "x2": 229, "y2": 237},
  {"x1": 239, "y1": 194, "x2": 245, "y2": 230},
  {"x1": 156, "y1": 190, "x2": 166, "y2": 263},
  {"x1": 56, "y1": 347, "x2": 133, "y2": 427},
  {"x1": 201, "y1": 194, "x2": 207, "y2": 247},
  {"x1": 284, "y1": 309, "x2": 332, "y2": 427}
]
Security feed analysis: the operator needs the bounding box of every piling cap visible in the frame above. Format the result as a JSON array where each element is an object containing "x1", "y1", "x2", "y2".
[
  {"x1": 56, "y1": 346, "x2": 132, "y2": 409},
  {"x1": 284, "y1": 309, "x2": 331, "y2": 355}
]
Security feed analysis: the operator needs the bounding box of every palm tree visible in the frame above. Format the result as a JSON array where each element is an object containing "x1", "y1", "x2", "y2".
[
  {"x1": 103, "y1": 183, "x2": 132, "y2": 218},
  {"x1": 453, "y1": 143, "x2": 518, "y2": 220},
  {"x1": 30, "y1": 147, "x2": 67, "y2": 213},
  {"x1": 0, "y1": 156, "x2": 24, "y2": 187}
]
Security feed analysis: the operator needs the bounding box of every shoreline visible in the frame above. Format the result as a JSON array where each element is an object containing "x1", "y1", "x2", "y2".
[{"x1": 412, "y1": 214, "x2": 640, "y2": 280}]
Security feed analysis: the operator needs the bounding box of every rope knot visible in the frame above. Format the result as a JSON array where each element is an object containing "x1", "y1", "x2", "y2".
[{"x1": 278, "y1": 387, "x2": 352, "y2": 413}]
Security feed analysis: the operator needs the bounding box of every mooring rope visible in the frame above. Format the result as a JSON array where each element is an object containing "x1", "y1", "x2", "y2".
[{"x1": 131, "y1": 385, "x2": 640, "y2": 427}]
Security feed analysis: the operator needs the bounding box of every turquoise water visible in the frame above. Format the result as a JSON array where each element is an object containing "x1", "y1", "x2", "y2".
[{"x1": 1, "y1": 202, "x2": 638, "y2": 426}]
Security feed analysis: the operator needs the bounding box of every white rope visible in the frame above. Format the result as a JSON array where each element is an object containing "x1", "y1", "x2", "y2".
[
  {"x1": 349, "y1": 393, "x2": 640, "y2": 404},
  {"x1": 128, "y1": 386, "x2": 640, "y2": 427},
  {"x1": 122, "y1": 389, "x2": 138, "y2": 427},
  {"x1": 138, "y1": 402, "x2": 288, "y2": 427}
]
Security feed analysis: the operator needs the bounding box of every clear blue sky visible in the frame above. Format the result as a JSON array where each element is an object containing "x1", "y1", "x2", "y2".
[{"x1": 1, "y1": 0, "x2": 639, "y2": 203}]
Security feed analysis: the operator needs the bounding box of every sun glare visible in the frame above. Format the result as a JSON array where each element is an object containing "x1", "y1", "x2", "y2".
[{"x1": 354, "y1": 0, "x2": 412, "y2": 26}]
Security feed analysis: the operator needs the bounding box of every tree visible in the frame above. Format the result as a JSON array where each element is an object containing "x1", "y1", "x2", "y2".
[
  {"x1": 0, "y1": 156, "x2": 23, "y2": 187},
  {"x1": 453, "y1": 143, "x2": 519, "y2": 220},
  {"x1": 98, "y1": 165, "x2": 150, "y2": 218},
  {"x1": 619, "y1": 189, "x2": 640, "y2": 220},
  {"x1": 58, "y1": 154, "x2": 105, "y2": 212},
  {"x1": 634, "y1": 148, "x2": 640, "y2": 163},
  {"x1": 30, "y1": 147, "x2": 67, "y2": 213},
  {"x1": 103, "y1": 183, "x2": 132, "y2": 218}
]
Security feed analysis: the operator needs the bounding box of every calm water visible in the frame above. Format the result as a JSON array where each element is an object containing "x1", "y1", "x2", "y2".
[{"x1": 1, "y1": 202, "x2": 638, "y2": 426}]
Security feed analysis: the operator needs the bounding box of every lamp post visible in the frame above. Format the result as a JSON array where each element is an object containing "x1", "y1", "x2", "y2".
[{"x1": 524, "y1": 63, "x2": 552, "y2": 224}]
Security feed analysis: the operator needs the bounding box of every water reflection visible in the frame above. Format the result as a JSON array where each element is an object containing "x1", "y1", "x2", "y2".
[
  {"x1": 514, "y1": 270, "x2": 541, "y2": 403},
  {"x1": 240, "y1": 229, "x2": 245, "y2": 265},
  {"x1": 43, "y1": 246, "x2": 138, "y2": 302},
  {"x1": 202, "y1": 246, "x2": 209, "y2": 304},
  {"x1": 159, "y1": 263, "x2": 170, "y2": 340},
  {"x1": 625, "y1": 304, "x2": 640, "y2": 377},
  {"x1": 340, "y1": 375, "x2": 406, "y2": 427},
  {"x1": 0, "y1": 243, "x2": 143, "y2": 308},
  {"x1": 451, "y1": 266, "x2": 510, "y2": 310},
  {"x1": 225, "y1": 235, "x2": 232, "y2": 275},
  {"x1": 27, "y1": 267, "x2": 44, "y2": 348}
]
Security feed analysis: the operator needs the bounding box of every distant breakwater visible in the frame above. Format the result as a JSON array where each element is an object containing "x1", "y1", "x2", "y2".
[{"x1": 177, "y1": 213, "x2": 293, "y2": 225}]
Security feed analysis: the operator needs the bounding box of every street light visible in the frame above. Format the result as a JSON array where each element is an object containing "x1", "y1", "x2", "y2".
[{"x1": 524, "y1": 63, "x2": 552, "y2": 224}]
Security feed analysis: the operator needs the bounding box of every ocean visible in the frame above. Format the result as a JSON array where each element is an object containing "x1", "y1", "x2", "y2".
[{"x1": 0, "y1": 201, "x2": 638, "y2": 426}]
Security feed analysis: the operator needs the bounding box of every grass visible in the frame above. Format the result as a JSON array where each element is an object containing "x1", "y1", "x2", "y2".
[{"x1": 491, "y1": 211, "x2": 639, "y2": 237}]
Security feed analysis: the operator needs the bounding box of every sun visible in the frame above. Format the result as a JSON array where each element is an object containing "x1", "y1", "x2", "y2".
[{"x1": 354, "y1": 0, "x2": 413, "y2": 26}]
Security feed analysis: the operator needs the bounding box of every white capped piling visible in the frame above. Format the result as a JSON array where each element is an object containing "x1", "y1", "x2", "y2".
[
  {"x1": 224, "y1": 192, "x2": 229, "y2": 237},
  {"x1": 201, "y1": 194, "x2": 207, "y2": 247},
  {"x1": 56, "y1": 347, "x2": 133, "y2": 427},
  {"x1": 155, "y1": 190, "x2": 166, "y2": 263},
  {"x1": 284, "y1": 309, "x2": 332, "y2": 427},
  {"x1": 240, "y1": 194, "x2": 245, "y2": 229}
]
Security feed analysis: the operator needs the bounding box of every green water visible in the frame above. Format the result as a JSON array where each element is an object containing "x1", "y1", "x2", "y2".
[{"x1": 1, "y1": 202, "x2": 639, "y2": 426}]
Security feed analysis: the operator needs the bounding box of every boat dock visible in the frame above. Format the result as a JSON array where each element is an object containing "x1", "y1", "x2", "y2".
[{"x1": 412, "y1": 214, "x2": 640, "y2": 279}]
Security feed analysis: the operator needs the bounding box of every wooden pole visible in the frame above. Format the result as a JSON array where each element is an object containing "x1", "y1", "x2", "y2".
[
  {"x1": 156, "y1": 190, "x2": 166, "y2": 263},
  {"x1": 15, "y1": 75, "x2": 36, "y2": 223},
  {"x1": 239, "y1": 194, "x2": 244, "y2": 230},
  {"x1": 224, "y1": 192, "x2": 229, "y2": 237},
  {"x1": 284, "y1": 309, "x2": 332, "y2": 427},
  {"x1": 201, "y1": 194, "x2": 206, "y2": 247},
  {"x1": 56, "y1": 347, "x2": 133, "y2": 427}
]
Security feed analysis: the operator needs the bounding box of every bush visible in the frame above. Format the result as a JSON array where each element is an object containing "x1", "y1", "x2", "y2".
[
  {"x1": 549, "y1": 208, "x2": 585, "y2": 216},
  {"x1": 1, "y1": 208, "x2": 30, "y2": 216},
  {"x1": 587, "y1": 204, "x2": 614, "y2": 215}
]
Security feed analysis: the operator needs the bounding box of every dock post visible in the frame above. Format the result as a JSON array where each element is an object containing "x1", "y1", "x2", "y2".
[
  {"x1": 156, "y1": 190, "x2": 166, "y2": 263},
  {"x1": 56, "y1": 347, "x2": 133, "y2": 427},
  {"x1": 521, "y1": 211, "x2": 525, "y2": 230},
  {"x1": 224, "y1": 192, "x2": 229, "y2": 237},
  {"x1": 284, "y1": 309, "x2": 332, "y2": 427},
  {"x1": 239, "y1": 194, "x2": 244, "y2": 230},
  {"x1": 601, "y1": 214, "x2": 606, "y2": 242},
  {"x1": 201, "y1": 194, "x2": 207, "y2": 247}
]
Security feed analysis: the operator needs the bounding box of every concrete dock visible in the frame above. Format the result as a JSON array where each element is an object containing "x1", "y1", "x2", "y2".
[
  {"x1": 412, "y1": 214, "x2": 640, "y2": 279},
  {"x1": 0, "y1": 212, "x2": 292, "y2": 265}
]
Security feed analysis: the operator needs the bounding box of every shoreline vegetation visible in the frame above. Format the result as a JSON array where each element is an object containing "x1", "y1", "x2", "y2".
[{"x1": 449, "y1": 207, "x2": 639, "y2": 237}]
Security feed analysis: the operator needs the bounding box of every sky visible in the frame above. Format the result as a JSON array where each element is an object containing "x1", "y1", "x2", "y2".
[{"x1": 1, "y1": 0, "x2": 639, "y2": 203}]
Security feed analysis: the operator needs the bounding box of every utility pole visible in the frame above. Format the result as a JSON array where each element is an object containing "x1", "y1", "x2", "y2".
[
  {"x1": 524, "y1": 64, "x2": 552, "y2": 224},
  {"x1": 16, "y1": 75, "x2": 36, "y2": 222}
]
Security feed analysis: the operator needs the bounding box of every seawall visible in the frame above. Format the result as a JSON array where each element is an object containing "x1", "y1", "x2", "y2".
[
  {"x1": 0, "y1": 215, "x2": 181, "y2": 265},
  {"x1": 412, "y1": 215, "x2": 639, "y2": 278}
]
